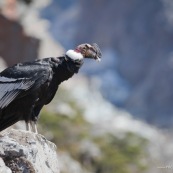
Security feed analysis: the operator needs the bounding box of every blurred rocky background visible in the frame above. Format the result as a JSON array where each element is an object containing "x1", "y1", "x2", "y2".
[
  {"x1": 42, "y1": 0, "x2": 173, "y2": 127},
  {"x1": 1, "y1": 0, "x2": 173, "y2": 173}
]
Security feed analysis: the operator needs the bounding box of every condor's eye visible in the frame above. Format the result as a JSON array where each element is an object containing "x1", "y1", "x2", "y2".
[{"x1": 90, "y1": 47, "x2": 95, "y2": 51}]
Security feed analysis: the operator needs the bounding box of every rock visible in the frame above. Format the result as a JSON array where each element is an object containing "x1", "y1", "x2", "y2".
[
  {"x1": 0, "y1": 157, "x2": 12, "y2": 173},
  {"x1": 0, "y1": 129, "x2": 59, "y2": 173}
]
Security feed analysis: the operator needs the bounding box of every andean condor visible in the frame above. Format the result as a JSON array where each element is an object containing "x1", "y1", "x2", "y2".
[{"x1": 0, "y1": 43, "x2": 102, "y2": 133}]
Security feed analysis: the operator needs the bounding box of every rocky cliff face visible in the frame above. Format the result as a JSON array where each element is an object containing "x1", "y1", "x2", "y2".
[
  {"x1": 0, "y1": 14, "x2": 39, "y2": 67},
  {"x1": 74, "y1": 0, "x2": 173, "y2": 127},
  {"x1": 0, "y1": 129, "x2": 59, "y2": 173}
]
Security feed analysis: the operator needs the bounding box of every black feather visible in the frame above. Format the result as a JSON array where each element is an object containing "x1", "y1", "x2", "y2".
[{"x1": 0, "y1": 56, "x2": 83, "y2": 131}]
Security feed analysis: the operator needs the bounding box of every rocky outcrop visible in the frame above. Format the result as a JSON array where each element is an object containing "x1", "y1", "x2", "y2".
[{"x1": 0, "y1": 129, "x2": 59, "y2": 173}]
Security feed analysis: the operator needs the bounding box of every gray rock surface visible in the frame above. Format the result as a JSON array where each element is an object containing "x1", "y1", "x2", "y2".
[
  {"x1": 0, "y1": 129, "x2": 59, "y2": 173},
  {"x1": 0, "y1": 157, "x2": 12, "y2": 173}
]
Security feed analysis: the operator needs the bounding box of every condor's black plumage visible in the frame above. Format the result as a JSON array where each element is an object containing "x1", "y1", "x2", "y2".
[{"x1": 0, "y1": 43, "x2": 102, "y2": 132}]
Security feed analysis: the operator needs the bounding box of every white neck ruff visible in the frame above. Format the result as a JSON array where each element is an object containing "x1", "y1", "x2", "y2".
[{"x1": 66, "y1": 50, "x2": 83, "y2": 61}]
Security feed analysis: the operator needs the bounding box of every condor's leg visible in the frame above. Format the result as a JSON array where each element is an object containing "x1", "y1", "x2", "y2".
[
  {"x1": 26, "y1": 121, "x2": 31, "y2": 131},
  {"x1": 31, "y1": 121, "x2": 38, "y2": 134},
  {"x1": 31, "y1": 105, "x2": 43, "y2": 134},
  {"x1": 34, "y1": 122, "x2": 38, "y2": 134}
]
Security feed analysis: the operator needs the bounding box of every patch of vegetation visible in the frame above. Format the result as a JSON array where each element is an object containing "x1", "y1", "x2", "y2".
[
  {"x1": 93, "y1": 133, "x2": 147, "y2": 173},
  {"x1": 39, "y1": 108, "x2": 148, "y2": 173}
]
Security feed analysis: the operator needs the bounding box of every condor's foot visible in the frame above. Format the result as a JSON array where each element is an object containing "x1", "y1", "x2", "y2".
[{"x1": 25, "y1": 121, "x2": 38, "y2": 134}]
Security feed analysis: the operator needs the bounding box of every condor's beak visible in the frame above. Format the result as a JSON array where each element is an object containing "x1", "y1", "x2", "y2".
[
  {"x1": 92, "y1": 43, "x2": 102, "y2": 62},
  {"x1": 77, "y1": 43, "x2": 102, "y2": 62},
  {"x1": 86, "y1": 43, "x2": 102, "y2": 62}
]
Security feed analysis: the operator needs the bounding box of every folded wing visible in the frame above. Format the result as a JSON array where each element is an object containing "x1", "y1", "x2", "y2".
[
  {"x1": 0, "y1": 62, "x2": 52, "y2": 109},
  {"x1": 0, "y1": 77, "x2": 35, "y2": 108}
]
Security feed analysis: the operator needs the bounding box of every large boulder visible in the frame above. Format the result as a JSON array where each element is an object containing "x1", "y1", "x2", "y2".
[{"x1": 0, "y1": 129, "x2": 59, "y2": 173}]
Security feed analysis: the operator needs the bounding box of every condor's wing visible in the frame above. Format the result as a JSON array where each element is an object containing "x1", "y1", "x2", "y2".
[{"x1": 0, "y1": 61, "x2": 52, "y2": 109}]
